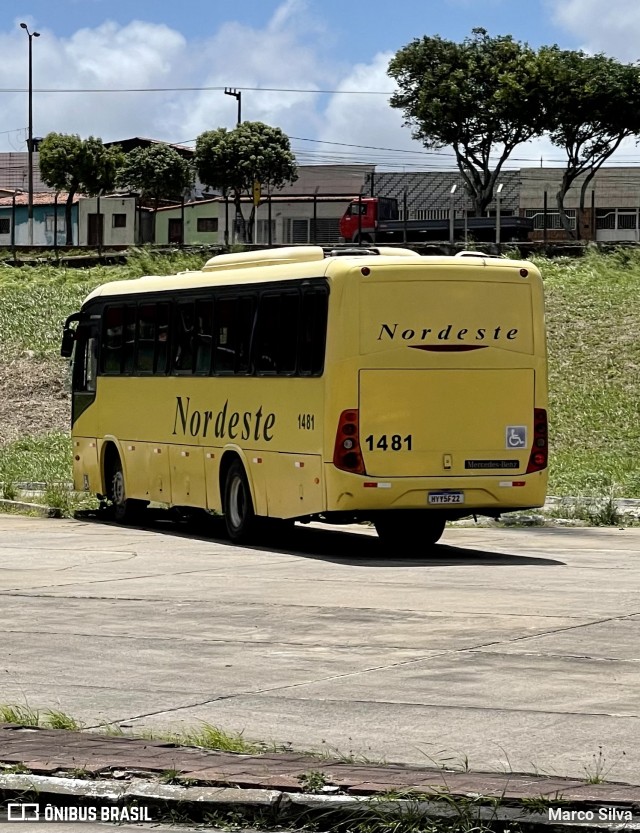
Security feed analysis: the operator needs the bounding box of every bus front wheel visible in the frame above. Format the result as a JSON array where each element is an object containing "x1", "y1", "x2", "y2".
[
  {"x1": 374, "y1": 512, "x2": 446, "y2": 549},
  {"x1": 223, "y1": 460, "x2": 257, "y2": 543}
]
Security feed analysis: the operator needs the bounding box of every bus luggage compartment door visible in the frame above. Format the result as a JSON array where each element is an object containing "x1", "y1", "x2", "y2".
[{"x1": 359, "y1": 369, "x2": 535, "y2": 478}]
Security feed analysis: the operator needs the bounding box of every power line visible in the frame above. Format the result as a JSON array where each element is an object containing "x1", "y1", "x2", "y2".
[{"x1": 0, "y1": 85, "x2": 392, "y2": 95}]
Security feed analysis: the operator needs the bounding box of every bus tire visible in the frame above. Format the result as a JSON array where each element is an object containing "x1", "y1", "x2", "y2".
[
  {"x1": 374, "y1": 512, "x2": 446, "y2": 548},
  {"x1": 223, "y1": 459, "x2": 257, "y2": 543},
  {"x1": 109, "y1": 457, "x2": 146, "y2": 524}
]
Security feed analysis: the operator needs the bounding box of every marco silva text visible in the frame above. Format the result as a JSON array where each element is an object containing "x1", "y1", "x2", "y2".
[{"x1": 548, "y1": 806, "x2": 634, "y2": 824}]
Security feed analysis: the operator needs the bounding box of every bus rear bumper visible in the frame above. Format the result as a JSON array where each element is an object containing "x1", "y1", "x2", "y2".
[{"x1": 324, "y1": 467, "x2": 548, "y2": 517}]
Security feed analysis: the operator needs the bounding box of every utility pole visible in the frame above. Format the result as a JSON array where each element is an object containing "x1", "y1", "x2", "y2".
[
  {"x1": 224, "y1": 88, "x2": 242, "y2": 126},
  {"x1": 224, "y1": 88, "x2": 242, "y2": 244},
  {"x1": 20, "y1": 22, "x2": 40, "y2": 248}
]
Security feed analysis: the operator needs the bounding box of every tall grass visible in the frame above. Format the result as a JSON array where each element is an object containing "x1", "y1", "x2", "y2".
[
  {"x1": 0, "y1": 249, "x2": 206, "y2": 360},
  {"x1": 0, "y1": 433, "x2": 72, "y2": 484},
  {"x1": 0, "y1": 249, "x2": 639, "y2": 498},
  {"x1": 535, "y1": 249, "x2": 640, "y2": 496}
]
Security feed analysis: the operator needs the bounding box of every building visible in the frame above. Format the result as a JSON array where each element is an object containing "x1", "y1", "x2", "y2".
[
  {"x1": 0, "y1": 152, "x2": 51, "y2": 194},
  {"x1": 155, "y1": 199, "x2": 220, "y2": 246},
  {"x1": 519, "y1": 167, "x2": 640, "y2": 242},
  {"x1": 0, "y1": 191, "x2": 78, "y2": 246},
  {"x1": 5, "y1": 143, "x2": 640, "y2": 245},
  {"x1": 77, "y1": 195, "x2": 154, "y2": 246}
]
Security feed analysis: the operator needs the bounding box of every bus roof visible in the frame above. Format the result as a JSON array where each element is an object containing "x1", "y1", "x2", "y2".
[{"x1": 80, "y1": 246, "x2": 538, "y2": 304}]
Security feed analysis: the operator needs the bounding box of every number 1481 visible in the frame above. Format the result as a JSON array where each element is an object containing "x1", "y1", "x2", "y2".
[{"x1": 365, "y1": 434, "x2": 412, "y2": 451}]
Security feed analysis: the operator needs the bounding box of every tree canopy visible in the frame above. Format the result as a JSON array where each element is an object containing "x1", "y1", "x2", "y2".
[
  {"x1": 388, "y1": 28, "x2": 548, "y2": 215},
  {"x1": 388, "y1": 29, "x2": 640, "y2": 229},
  {"x1": 195, "y1": 121, "x2": 297, "y2": 241},
  {"x1": 540, "y1": 47, "x2": 640, "y2": 237},
  {"x1": 116, "y1": 144, "x2": 194, "y2": 211},
  {"x1": 39, "y1": 133, "x2": 122, "y2": 244}
]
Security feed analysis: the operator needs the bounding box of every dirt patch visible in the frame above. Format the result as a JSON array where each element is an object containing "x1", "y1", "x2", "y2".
[{"x1": 0, "y1": 355, "x2": 70, "y2": 445}]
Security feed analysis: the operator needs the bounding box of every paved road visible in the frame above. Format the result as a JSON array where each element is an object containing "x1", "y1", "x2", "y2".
[{"x1": 1, "y1": 515, "x2": 639, "y2": 784}]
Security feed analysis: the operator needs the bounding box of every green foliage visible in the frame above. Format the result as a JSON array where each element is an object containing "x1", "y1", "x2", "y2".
[
  {"x1": 1, "y1": 763, "x2": 32, "y2": 774},
  {"x1": 582, "y1": 746, "x2": 625, "y2": 784},
  {"x1": 297, "y1": 770, "x2": 331, "y2": 793},
  {"x1": 196, "y1": 121, "x2": 297, "y2": 240},
  {"x1": 0, "y1": 434, "x2": 72, "y2": 485},
  {"x1": 116, "y1": 144, "x2": 194, "y2": 210},
  {"x1": 539, "y1": 49, "x2": 640, "y2": 237},
  {"x1": 538, "y1": 250, "x2": 640, "y2": 497},
  {"x1": 38, "y1": 133, "x2": 123, "y2": 244},
  {"x1": 0, "y1": 250, "x2": 205, "y2": 360},
  {"x1": 0, "y1": 703, "x2": 41, "y2": 726},
  {"x1": 45, "y1": 710, "x2": 84, "y2": 731},
  {"x1": 196, "y1": 121, "x2": 297, "y2": 195},
  {"x1": 167, "y1": 723, "x2": 263, "y2": 754},
  {"x1": 388, "y1": 28, "x2": 547, "y2": 214}
]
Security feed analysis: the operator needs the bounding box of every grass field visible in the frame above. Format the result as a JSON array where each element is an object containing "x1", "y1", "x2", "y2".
[{"x1": 0, "y1": 247, "x2": 638, "y2": 498}]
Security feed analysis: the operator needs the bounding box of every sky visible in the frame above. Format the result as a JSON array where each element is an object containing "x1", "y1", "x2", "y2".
[{"x1": 2, "y1": 0, "x2": 640, "y2": 170}]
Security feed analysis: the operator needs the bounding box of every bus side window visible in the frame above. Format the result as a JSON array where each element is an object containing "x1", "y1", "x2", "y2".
[
  {"x1": 136, "y1": 304, "x2": 156, "y2": 374},
  {"x1": 214, "y1": 297, "x2": 235, "y2": 374},
  {"x1": 123, "y1": 306, "x2": 137, "y2": 374},
  {"x1": 155, "y1": 303, "x2": 170, "y2": 374},
  {"x1": 194, "y1": 299, "x2": 214, "y2": 374},
  {"x1": 102, "y1": 306, "x2": 123, "y2": 374},
  {"x1": 299, "y1": 290, "x2": 328, "y2": 376},
  {"x1": 253, "y1": 292, "x2": 300, "y2": 375},
  {"x1": 236, "y1": 296, "x2": 254, "y2": 374},
  {"x1": 254, "y1": 295, "x2": 279, "y2": 373},
  {"x1": 213, "y1": 296, "x2": 254, "y2": 375},
  {"x1": 173, "y1": 302, "x2": 195, "y2": 373}
]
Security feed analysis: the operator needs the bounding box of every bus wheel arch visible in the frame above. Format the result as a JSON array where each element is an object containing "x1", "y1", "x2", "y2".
[
  {"x1": 220, "y1": 452, "x2": 258, "y2": 543},
  {"x1": 102, "y1": 441, "x2": 146, "y2": 524}
]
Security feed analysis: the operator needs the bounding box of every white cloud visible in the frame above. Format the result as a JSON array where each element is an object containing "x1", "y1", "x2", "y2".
[
  {"x1": 0, "y1": 20, "x2": 189, "y2": 151},
  {"x1": 6, "y1": 0, "x2": 636, "y2": 175},
  {"x1": 547, "y1": 0, "x2": 640, "y2": 60},
  {"x1": 317, "y1": 52, "x2": 456, "y2": 170}
]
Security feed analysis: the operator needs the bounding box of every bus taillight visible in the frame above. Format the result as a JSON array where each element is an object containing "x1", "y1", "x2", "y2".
[
  {"x1": 333, "y1": 409, "x2": 365, "y2": 474},
  {"x1": 526, "y1": 408, "x2": 548, "y2": 473}
]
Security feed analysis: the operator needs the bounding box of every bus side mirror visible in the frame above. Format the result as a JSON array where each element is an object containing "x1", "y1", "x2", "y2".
[{"x1": 61, "y1": 328, "x2": 75, "y2": 358}]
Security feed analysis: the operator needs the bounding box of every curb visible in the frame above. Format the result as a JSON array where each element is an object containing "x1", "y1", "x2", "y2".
[
  {"x1": 0, "y1": 498, "x2": 61, "y2": 518},
  {"x1": 1, "y1": 773, "x2": 638, "y2": 832}
]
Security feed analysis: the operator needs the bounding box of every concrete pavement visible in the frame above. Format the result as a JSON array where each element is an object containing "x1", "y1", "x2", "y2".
[{"x1": 1, "y1": 515, "x2": 639, "y2": 785}]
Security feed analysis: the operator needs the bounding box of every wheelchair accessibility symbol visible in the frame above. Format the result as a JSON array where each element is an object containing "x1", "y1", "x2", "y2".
[{"x1": 506, "y1": 426, "x2": 527, "y2": 449}]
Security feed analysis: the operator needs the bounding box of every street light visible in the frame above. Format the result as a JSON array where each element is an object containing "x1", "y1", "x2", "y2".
[
  {"x1": 496, "y1": 183, "x2": 504, "y2": 245},
  {"x1": 20, "y1": 22, "x2": 40, "y2": 248},
  {"x1": 449, "y1": 183, "x2": 457, "y2": 245}
]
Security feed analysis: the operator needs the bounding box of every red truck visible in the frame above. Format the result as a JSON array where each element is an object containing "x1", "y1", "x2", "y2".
[{"x1": 339, "y1": 196, "x2": 533, "y2": 244}]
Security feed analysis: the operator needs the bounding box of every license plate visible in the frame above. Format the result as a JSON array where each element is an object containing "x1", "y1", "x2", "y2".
[{"x1": 428, "y1": 491, "x2": 464, "y2": 505}]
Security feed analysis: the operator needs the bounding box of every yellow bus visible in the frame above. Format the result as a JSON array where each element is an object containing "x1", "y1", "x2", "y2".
[{"x1": 61, "y1": 246, "x2": 548, "y2": 546}]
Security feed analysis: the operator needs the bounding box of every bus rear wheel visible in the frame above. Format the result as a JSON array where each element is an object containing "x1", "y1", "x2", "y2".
[
  {"x1": 374, "y1": 512, "x2": 446, "y2": 549},
  {"x1": 223, "y1": 460, "x2": 257, "y2": 543},
  {"x1": 108, "y1": 458, "x2": 146, "y2": 524}
]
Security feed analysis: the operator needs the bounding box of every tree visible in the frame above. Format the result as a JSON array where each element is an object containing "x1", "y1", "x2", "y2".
[
  {"x1": 116, "y1": 144, "x2": 194, "y2": 238},
  {"x1": 540, "y1": 48, "x2": 640, "y2": 238},
  {"x1": 39, "y1": 133, "x2": 122, "y2": 245},
  {"x1": 195, "y1": 122, "x2": 298, "y2": 242},
  {"x1": 388, "y1": 28, "x2": 549, "y2": 215}
]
